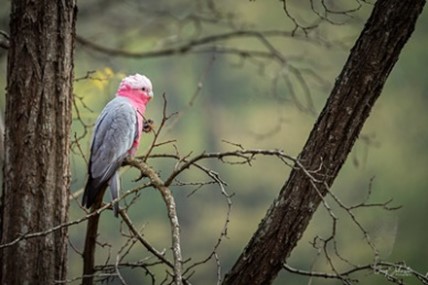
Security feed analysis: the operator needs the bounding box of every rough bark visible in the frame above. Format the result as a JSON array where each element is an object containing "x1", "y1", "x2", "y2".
[
  {"x1": 0, "y1": 1, "x2": 76, "y2": 284},
  {"x1": 222, "y1": 0, "x2": 426, "y2": 284}
]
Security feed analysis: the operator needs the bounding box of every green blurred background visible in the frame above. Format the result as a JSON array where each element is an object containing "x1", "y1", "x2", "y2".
[{"x1": 0, "y1": 1, "x2": 427, "y2": 284}]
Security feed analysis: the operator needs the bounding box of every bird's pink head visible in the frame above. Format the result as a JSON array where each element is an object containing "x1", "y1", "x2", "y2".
[{"x1": 117, "y1": 74, "x2": 154, "y2": 106}]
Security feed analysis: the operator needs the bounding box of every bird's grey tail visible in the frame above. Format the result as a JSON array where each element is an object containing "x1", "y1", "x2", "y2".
[
  {"x1": 109, "y1": 172, "x2": 120, "y2": 217},
  {"x1": 82, "y1": 176, "x2": 99, "y2": 209}
]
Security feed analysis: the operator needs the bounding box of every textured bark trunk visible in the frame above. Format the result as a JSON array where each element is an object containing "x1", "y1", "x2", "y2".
[
  {"x1": 0, "y1": 1, "x2": 76, "y2": 284},
  {"x1": 222, "y1": 0, "x2": 425, "y2": 284}
]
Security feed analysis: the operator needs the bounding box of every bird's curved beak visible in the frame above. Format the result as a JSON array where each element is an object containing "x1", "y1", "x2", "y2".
[{"x1": 149, "y1": 91, "x2": 154, "y2": 98}]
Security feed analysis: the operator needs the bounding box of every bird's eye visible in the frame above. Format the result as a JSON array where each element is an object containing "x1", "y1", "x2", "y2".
[{"x1": 141, "y1": 87, "x2": 147, "y2": 91}]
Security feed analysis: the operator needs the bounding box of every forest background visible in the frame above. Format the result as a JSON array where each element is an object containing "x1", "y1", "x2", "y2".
[{"x1": 0, "y1": 1, "x2": 427, "y2": 284}]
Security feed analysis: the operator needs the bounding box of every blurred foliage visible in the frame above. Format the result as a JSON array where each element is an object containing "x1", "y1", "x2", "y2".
[{"x1": 1, "y1": 0, "x2": 427, "y2": 284}]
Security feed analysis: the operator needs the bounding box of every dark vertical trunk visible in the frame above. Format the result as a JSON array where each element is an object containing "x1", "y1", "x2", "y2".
[
  {"x1": 0, "y1": 0, "x2": 76, "y2": 284},
  {"x1": 222, "y1": 0, "x2": 425, "y2": 284},
  {"x1": 82, "y1": 189, "x2": 107, "y2": 285}
]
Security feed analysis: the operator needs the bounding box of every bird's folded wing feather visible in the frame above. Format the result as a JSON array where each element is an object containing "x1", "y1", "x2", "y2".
[{"x1": 89, "y1": 97, "x2": 138, "y2": 188}]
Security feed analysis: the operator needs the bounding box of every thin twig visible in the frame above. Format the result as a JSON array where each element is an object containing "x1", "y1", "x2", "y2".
[
  {"x1": 125, "y1": 158, "x2": 183, "y2": 285},
  {"x1": 119, "y1": 210, "x2": 174, "y2": 269}
]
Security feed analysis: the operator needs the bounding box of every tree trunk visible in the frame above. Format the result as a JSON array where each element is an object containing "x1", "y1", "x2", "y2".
[
  {"x1": 82, "y1": 188, "x2": 107, "y2": 285},
  {"x1": 0, "y1": 1, "x2": 76, "y2": 284},
  {"x1": 222, "y1": 0, "x2": 425, "y2": 284}
]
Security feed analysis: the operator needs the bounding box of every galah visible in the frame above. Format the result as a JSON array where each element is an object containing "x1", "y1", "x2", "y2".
[{"x1": 82, "y1": 74, "x2": 154, "y2": 216}]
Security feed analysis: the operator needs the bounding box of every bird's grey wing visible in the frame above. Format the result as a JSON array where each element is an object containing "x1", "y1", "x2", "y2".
[
  {"x1": 90, "y1": 99, "x2": 137, "y2": 184},
  {"x1": 82, "y1": 98, "x2": 137, "y2": 209}
]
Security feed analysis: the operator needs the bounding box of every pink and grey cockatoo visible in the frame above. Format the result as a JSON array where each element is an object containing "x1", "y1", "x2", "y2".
[{"x1": 82, "y1": 74, "x2": 154, "y2": 216}]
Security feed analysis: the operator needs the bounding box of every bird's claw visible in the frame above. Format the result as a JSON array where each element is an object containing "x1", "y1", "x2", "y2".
[{"x1": 143, "y1": 119, "x2": 154, "y2": 133}]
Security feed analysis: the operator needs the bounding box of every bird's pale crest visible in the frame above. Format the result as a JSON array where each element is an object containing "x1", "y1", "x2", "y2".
[{"x1": 119, "y1": 73, "x2": 153, "y2": 97}]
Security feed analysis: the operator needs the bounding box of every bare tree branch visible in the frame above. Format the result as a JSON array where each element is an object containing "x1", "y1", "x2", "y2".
[
  {"x1": 284, "y1": 261, "x2": 428, "y2": 284},
  {"x1": 222, "y1": 0, "x2": 426, "y2": 284},
  {"x1": 119, "y1": 210, "x2": 175, "y2": 269},
  {"x1": 0, "y1": 200, "x2": 114, "y2": 249},
  {"x1": 125, "y1": 158, "x2": 183, "y2": 285},
  {"x1": 0, "y1": 30, "x2": 9, "y2": 49}
]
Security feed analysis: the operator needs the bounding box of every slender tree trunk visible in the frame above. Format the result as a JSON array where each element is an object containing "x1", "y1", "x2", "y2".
[
  {"x1": 222, "y1": 0, "x2": 426, "y2": 284},
  {"x1": 82, "y1": 189, "x2": 107, "y2": 285},
  {"x1": 0, "y1": 1, "x2": 76, "y2": 284}
]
